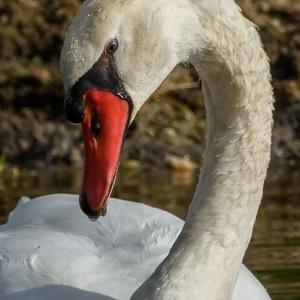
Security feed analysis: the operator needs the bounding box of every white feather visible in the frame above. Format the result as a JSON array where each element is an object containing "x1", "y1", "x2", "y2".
[{"x1": 0, "y1": 195, "x2": 269, "y2": 300}]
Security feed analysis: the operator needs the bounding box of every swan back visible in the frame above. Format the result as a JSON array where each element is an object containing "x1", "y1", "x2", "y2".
[
  {"x1": 0, "y1": 195, "x2": 270, "y2": 300},
  {"x1": 0, "y1": 195, "x2": 182, "y2": 299}
]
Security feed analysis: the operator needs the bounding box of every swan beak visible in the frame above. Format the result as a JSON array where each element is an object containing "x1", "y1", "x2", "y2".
[{"x1": 80, "y1": 90, "x2": 130, "y2": 219}]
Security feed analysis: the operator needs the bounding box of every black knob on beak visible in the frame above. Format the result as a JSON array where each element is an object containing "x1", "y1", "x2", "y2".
[{"x1": 64, "y1": 93, "x2": 84, "y2": 124}]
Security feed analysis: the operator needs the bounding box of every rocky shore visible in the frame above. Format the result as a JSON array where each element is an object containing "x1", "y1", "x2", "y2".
[{"x1": 0, "y1": 0, "x2": 299, "y2": 173}]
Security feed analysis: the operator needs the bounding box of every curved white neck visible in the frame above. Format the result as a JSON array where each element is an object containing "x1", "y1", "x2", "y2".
[{"x1": 132, "y1": 4, "x2": 273, "y2": 300}]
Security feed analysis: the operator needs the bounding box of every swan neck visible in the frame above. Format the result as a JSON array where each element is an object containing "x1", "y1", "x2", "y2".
[
  {"x1": 174, "y1": 36, "x2": 273, "y2": 298},
  {"x1": 188, "y1": 53, "x2": 273, "y2": 222},
  {"x1": 184, "y1": 34, "x2": 273, "y2": 300},
  {"x1": 132, "y1": 5, "x2": 273, "y2": 299}
]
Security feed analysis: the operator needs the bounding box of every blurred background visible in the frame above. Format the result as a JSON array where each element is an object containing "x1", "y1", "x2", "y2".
[{"x1": 0, "y1": 0, "x2": 299, "y2": 299}]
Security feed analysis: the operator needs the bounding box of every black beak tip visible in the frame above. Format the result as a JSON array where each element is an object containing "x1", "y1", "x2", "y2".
[{"x1": 79, "y1": 192, "x2": 102, "y2": 222}]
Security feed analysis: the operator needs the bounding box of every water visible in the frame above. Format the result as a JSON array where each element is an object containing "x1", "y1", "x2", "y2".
[{"x1": 0, "y1": 165, "x2": 299, "y2": 300}]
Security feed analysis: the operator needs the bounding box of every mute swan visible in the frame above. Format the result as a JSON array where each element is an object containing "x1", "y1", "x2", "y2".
[{"x1": 0, "y1": 0, "x2": 273, "y2": 299}]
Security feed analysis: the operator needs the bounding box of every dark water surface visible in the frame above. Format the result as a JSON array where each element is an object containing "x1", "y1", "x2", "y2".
[{"x1": 0, "y1": 166, "x2": 299, "y2": 300}]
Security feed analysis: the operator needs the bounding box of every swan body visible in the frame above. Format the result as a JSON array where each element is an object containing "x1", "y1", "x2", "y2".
[
  {"x1": 0, "y1": 194, "x2": 269, "y2": 300},
  {"x1": 1, "y1": 0, "x2": 274, "y2": 299}
]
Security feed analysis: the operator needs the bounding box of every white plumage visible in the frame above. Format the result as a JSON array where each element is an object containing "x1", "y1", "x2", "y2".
[{"x1": 0, "y1": 195, "x2": 269, "y2": 300}]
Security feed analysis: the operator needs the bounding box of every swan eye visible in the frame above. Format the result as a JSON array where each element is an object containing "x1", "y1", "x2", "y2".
[{"x1": 105, "y1": 39, "x2": 119, "y2": 54}]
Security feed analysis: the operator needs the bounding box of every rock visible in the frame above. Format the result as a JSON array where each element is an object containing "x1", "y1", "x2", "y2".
[
  {"x1": 165, "y1": 155, "x2": 198, "y2": 171},
  {"x1": 122, "y1": 160, "x2": 141, "y2": 170}
]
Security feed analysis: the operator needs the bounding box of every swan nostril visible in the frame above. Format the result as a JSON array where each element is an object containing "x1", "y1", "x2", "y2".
[{"x1": 91, "y1": 112, "x2": 101, "y2": 138}]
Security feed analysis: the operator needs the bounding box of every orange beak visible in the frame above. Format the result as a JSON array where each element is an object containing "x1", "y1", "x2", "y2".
[{"x1": 80, "y1": 90, "x2": 130, "y2": 219}]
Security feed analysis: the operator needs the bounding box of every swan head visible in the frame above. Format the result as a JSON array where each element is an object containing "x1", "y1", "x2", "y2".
[{"x1": 60, "y1": 0, "x2": 197, "y2": 219}]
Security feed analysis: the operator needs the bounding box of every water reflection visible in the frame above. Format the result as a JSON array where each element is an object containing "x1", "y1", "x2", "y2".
[{"x1": 0, "y1": 166, "x2": 299, "y2": 300}]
